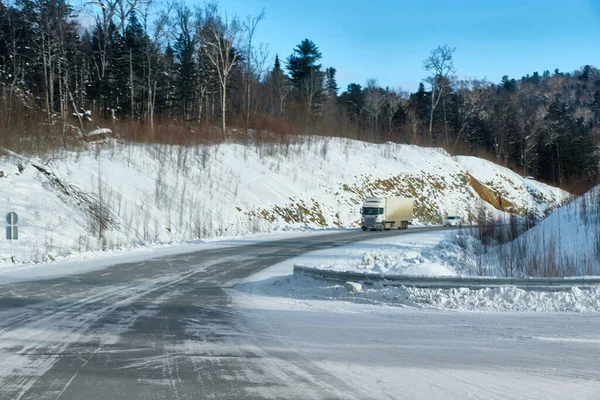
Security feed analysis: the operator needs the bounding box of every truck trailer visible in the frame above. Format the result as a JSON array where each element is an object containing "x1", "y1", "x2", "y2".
[{"x1": 360, "y1": 197, "x2": 413, "y2": 231}]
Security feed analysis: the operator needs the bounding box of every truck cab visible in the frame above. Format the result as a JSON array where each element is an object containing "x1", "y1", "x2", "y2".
[{"x1": 361, "y1": 198, "x2": 386, "y2": 231}]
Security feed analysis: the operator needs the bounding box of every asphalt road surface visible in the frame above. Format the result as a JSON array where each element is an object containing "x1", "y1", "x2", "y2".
[{"x1": 0, "y1": 227, "x2": 598, "y2": 400}]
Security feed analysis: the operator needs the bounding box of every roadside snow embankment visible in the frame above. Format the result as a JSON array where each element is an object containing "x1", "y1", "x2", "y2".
[{"x1": 236, "y1": 229, "x2": 600, "y2": 313}]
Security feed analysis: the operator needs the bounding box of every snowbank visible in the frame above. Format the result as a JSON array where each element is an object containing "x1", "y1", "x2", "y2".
[
  {"x1": 295, "y1": 230, "x2": 457, "y2": 277},
  {"x1": 243, "y1": 275, "x2": 600, "y2": 313},
  {"x1": 235, "y1": 228, "x2": 600, "y2": 313}
]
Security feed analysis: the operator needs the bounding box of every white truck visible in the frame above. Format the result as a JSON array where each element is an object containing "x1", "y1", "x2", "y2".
[{"x1": 360, "y1": 197, "x2": 414, "y2": 231}]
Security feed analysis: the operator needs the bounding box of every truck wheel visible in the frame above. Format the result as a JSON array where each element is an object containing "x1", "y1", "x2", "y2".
[{"x1": 361, "y1": 226, "x2": 367, "y2": 231}]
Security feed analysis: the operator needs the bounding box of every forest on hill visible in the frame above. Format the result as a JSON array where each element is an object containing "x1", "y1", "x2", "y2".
[{"x1": 0, "y1": 0, "x2": 598, "y2": 191}]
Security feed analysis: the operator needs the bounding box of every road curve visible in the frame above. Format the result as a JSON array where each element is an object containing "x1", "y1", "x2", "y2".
[{"x1": 0, "y1": 228, "x2": 443, "y2": 400}]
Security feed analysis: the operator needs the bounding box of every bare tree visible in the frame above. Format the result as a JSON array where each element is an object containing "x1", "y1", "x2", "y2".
[
  {"x1": 453, "y1": 79, "x2": 490, "y2": 151},
  {"x1": 406, "y1": 107, "x2": 422, "y2": 143},
  {"x1": 140, "y1": 0, "x2": 172, "y2": 130},
  {"x1": 384, "y1": 87, "x2": 405, "y2": 138},
  {"x1": 202, "y1": 10, "x2": 242, "y2": 139},
  {"x1": 85, "y1": 0, "x2": 119, "y2": 81},
  {"x1": 249, "y1": 42, "x2": 270, "y2": 117},
  {"x1": 517, "y1": 82, "x2": 549, "y2": 174},
  {"x1": 171, "y1": 2, "x2": 199, "y2": 123},
  {"x1": 364, "y1": 78, "x2": 384, "y2": 132},
  {"x1": 242, "y1": 8, "x2": 265, "y2": 132},
  {"x1": 267, "y1": 55, "x2": 289, "y2": 117},
  {"x1": 300, "y1": 67, "x2": 324, "y2": 125},
  {"x1": 423, "y1": 44, "x2": 456, "y2": 144}
]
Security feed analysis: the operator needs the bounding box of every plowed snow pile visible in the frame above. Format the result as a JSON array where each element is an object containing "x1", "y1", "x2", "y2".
[
  {"x1": 295, "y1": 230, "x2": 457, "y2": 277},
  {"x1": 252, "y1": 276, "x2": 600, "y2": 312}
]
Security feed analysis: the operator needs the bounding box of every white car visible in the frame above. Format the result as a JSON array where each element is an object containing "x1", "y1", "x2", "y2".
[{"x1": 443, "y1": 215, "x2": 462, "y2": 227}]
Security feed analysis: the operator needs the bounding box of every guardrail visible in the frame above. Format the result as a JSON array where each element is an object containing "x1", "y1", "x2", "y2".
[{"x1": 293, "y1": 265, "x2": 600, "y2": 291}]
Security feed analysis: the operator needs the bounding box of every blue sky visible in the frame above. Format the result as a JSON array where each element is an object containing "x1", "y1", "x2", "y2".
[{"x1": 212, "y1": 0, "x2": 600, "y2": 92}]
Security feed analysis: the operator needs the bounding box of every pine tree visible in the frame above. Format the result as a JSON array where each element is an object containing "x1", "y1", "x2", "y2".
[
  {"x1": 266, "y1": 54, "x2": 288, "y2": 116},
  {"x1": 122, "y1": 12, "x2": 146, "y2": 118},
  {"x1": 340, "y1": 83, "x2": 363, "y2": 121},
  {"x1": 325, "y1": 67, "x2": 339, "y2": 97},
  {"x1": 286, "y1": 39, "x2": 325, "y2": 117},
  {"x1": 172, "y1": 6, "x2": 198, "y2": 123}
]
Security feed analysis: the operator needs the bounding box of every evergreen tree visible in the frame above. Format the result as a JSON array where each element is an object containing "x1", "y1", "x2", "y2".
[
  {"x1": 172, "y1": 7, "x2": 198, "y2": 122},
  {"x1": 266, "y1": 54, "x2": 288, "y2": 116},
  {"x1": 339, "y1": 83, "x2": 363, "y2": 122},
  {"x1": 325, "y1": 67, "x2": 339, "y2": 97},
  {"x1": 501, "y1": 75, "x2": 517, "y2": 92},
  {"x1": 122, "y1": 12, "x2": 147, "y2": 118},
  {"x1": 414, "y1": 82, "x2": 430, "y2": 121},
  {"x1": 286, "y1": 39, "x2": 325, "y2": 116}
]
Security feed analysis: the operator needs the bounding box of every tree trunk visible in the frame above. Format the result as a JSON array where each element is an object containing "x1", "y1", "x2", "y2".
[
  {"x1": 429, "y1": 86, "x2": 435, "y2": 144},
  {"x1": 150, "y1": 80, "x2": 157, "y2": 132},
  {"x1": 428, "y1": 108, "x2": 434, "y2": 144},
  {"x1": 197, "y1": 87, "x2": 207, "y2": 126},
  {"x1": 130, "y1": 48, "x2": 134, "y2": 119},
  {"x1": 147, "y1": 63, "x2": 152, "y2": 127},
  {"x1": 556, "y1": 142, "x2": 562, "y2": 187},
  {"x1": 42, "y1": 36, "x2": 51, "y2": 127},
  {"x1": 246, "y1": 78, "x2": 251, "y2": 133},
  {"x1": 59, "y1": 64, "x2": 67, "y2": 148},
  {"x1": 443, "y1": 97, "x2": 448, "y2": 148},
  {"x1": 221, "y1": 82, "x2": 227, "y2": 139},
  {"x1": 65, "y1": 74, "x2": 85, "y2": 139},
  {"x1": 49, "y1": 47, "x2": 55, "y2": 116}
]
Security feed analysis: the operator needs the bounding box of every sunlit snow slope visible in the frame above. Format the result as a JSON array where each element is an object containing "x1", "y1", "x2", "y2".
[{"x1": 0, "y1": 137, "x2": 568, "y2": 262}]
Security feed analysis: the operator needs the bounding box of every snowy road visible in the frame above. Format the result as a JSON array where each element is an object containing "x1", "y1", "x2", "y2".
[{"x1": 0, "y1": 227, "x2": 598, "y2": 399}]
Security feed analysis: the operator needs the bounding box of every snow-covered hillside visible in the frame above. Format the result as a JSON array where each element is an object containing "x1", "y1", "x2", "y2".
[
  {"x1": 444, "y1": 185, "x2": 600, "y2": 277},
  {"x1": 456, "y1": 156, "x2": 565, "y2": 216},
  {"x1": 0, "y1": 137, "x2": 568, "y2": 263},
  {"x1": 512, "y1": 185, "x2": 600, "y2": 276}
]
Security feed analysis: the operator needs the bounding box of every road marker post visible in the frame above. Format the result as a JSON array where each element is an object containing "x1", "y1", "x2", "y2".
[{"x1": 6, "y1": 212, "x2": 18, "y2": 263}]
